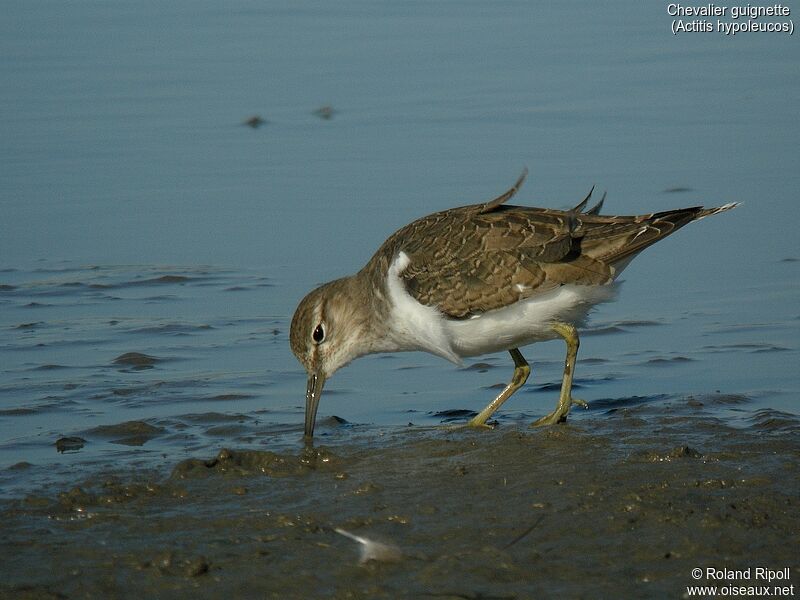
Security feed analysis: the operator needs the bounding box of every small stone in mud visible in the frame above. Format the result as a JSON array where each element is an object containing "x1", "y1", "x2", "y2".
[
  {"x1": 112, "y1": 352, "x2": 159, "y2": 368},
  {"x1": 184, "y1": 556, "x2": 210, "y2": 577},
  {"x1": 354, "y1": 481, "x2": 382, "y2": 495},
  {"x1": 140, "y1": 552, "x2": 209, "y2": 577},
  {"x1": 640, "y1": 445, "x2": 703, "y2": 462},
  {"x1": 55, "y1": 436, "x2": 86, "y2": 453},
  {"x1": 58, "y1": 486, "x2": 94, "y2": 509},
  {"x1": 669, "y1": 445, "x2": 702, "y2": 459}
]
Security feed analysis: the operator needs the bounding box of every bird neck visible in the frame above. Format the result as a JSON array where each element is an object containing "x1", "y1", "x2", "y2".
[{"x1": 326, "y1": 272, "x2": 389, "y2": 357}]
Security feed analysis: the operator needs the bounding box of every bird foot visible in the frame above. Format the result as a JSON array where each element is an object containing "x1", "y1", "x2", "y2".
[
  {"x1": 444, "y1": 419, "x2": 496, "y2": 432},
  {"x1": 530, "y1": 397, "x2": 588, "y2": 427},
  {"x1": 572, "y1": 397, "x2": 589, "y2": 409}
]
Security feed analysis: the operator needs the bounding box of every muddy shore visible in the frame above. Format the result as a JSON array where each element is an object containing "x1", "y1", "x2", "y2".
[{"x1": 2, "y1": 395, "x2": 798, "y2": 599}]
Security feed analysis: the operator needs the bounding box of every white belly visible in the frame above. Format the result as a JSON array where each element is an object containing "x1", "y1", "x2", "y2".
[
  {"x1": 384, "y1": 251, "x2": 618, "y2": 364},
  {"x1": 445, "y1": 283, "x2": 617, "y2": 357}
]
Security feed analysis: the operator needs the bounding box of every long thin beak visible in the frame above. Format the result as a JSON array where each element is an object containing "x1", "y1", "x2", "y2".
[{"x1": 304, "y1": 372, "x2": 325, "y2": 437}]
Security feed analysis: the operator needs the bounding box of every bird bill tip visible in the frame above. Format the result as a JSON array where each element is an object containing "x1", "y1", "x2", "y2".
[{"x1": 304, "y1": 372, "x2": 325, "y2": 437}]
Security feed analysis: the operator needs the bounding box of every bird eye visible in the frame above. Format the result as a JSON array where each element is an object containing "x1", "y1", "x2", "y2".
[{"x1": 312, "y1": 324, "x2": 325, "y2": 344}]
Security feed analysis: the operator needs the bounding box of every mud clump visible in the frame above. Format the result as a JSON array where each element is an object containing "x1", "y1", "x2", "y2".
[
  {"x1": 171, "y1": 447, "x2": 340, "y2": 479},
  {"x1": 637, "y1": 445, "x2": 704, "y2": 462},
  {"x1": 139, "y1": 551, "x2": 210, "y2": 577}
]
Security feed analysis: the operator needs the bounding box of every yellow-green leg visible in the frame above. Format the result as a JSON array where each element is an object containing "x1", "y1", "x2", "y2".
[
  {"x1": 531, "y1": 322, "x2": 587, "y2": 427},
  {"x1": 467, "y1": 348, "x2": 530, "y2": 428}
]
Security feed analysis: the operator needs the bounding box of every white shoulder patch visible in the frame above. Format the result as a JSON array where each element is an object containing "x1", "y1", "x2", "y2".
[{"x1": 385, "y1": 252, "x2": 462, "y2": 365}]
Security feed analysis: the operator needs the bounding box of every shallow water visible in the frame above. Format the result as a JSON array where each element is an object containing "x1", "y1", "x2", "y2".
[
  {"x1": 1, "y1": 1, "x2": 799, "y2": 595},
  {"x1": 1, "y1": 259, "x2": 796, "y2": 500},
  {"x1": 2, "y1": 399, "x2": 799, "y2": 598}
]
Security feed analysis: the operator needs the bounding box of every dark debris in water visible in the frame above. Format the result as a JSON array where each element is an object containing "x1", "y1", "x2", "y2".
[
  {"x1": 8, "y1": 462, "x2": 33, "y2": 471},
  {"x1": 243, "y1": 115, "x2": 266, "y2": 128},
  {"x1": 589, "y1": 394, "x2": 671, "y2": 412},
  {"x1": 87, "y1": 421, "x2": 165, "y2": 446},
  {"x1": 535, "y1": 381, "x2": 585, "y2": 392},
  {"x1": 580, "y1": 357, "x2": 610, "y2": 364},
  {"x1": 55, "y1": 437, "x2": 86, "y2": 453},
  {"x1": 313, "y1": 105, "x2": 336, "y2": 120},
  {"x1": 32, "y1": 364, "x2": 69, "y2": 371},
  {"x1": 112, "y1": 352, "x2": 160, "y2": 368},
  {"x1": 209, "y1": 393, "x2": 253, "y2": 401},
  {"x1": 644, "y1": 356, "x2": 694, "y2": 366},
  {"x1": 177, "y1": 412, "x2": 253, "y2": 424},
  {"x1": 462, "y1": 362, "x2": 495, "y2": 372},
  {"x1": 703, "y1": 342, "x2": 790, "y2": 353},
  {"x1": 582, "y1": 325, "x2": 626, "y2": 336},
  {"x1": 0, "y1": 407, "x2": 38, "y2": 416},
  {"x1": 584, "y1": 320, "x2": 661, "y2": 337},
  {"x1": 431, "y1": 408, "x2": 478, "y2": 422},
  {"x1": 88, "y1": 421, "x2": 165, "y2": 437},
  {"x1": 132, "y1": 275, "x2": 192, "y2": 285}
]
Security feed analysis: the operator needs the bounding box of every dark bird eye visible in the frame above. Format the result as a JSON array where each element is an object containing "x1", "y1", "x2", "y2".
[{"x1": 312, "y1": 324, "x2": 325, "y2": 343}]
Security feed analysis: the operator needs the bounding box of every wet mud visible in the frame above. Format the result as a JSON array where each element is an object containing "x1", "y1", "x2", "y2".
[{"x1": 2, "y1": 396, "x2": 798, "y2": 599}]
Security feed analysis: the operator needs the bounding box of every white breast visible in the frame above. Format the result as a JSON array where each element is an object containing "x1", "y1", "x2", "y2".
[{"x1": 384, "y1": 252, "x2": 462, "y2": 363}]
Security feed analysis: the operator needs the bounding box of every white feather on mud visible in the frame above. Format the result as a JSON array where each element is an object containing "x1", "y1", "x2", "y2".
[{"x1": 334, "y1": 528, "x2": 403, "y2": 564}]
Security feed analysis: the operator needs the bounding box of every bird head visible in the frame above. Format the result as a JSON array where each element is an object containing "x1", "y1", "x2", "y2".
[{"x1": 290, "y1": 277, "x2": 369, "y2": 437}]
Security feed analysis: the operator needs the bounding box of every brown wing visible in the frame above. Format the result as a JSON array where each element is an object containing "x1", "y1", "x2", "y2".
[
  {"x1": 378, "y1": 206, "x2": 608, "y2": 318},
  {"x1": 366, "y1": 175, "x2": 736, "y2": 319}
]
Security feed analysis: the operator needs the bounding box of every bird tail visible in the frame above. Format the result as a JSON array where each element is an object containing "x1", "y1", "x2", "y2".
[{"x1": 694, "y1": 202, "x2": 740, "y2": 220}]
